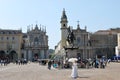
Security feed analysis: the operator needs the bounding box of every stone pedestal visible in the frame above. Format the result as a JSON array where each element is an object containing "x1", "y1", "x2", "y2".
[
  {"x1": 67, "y1": 49, "x2": 77, "y2": 58},
  {"x1": 64, "y1": 46, "x2": 78, "y2": 59}
]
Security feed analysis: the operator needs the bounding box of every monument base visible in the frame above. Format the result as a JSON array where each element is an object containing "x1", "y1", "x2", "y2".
[{"x1": 64, "y1": 46, "x2": 78, "y2": 59}]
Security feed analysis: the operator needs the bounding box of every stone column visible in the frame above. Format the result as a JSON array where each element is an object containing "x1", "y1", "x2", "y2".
[
  {"x1": 41, "y1": 50, "x2": 44, "y2": 59},
  {"x1": 24, "y1": 50, "x2": 27, "y2": 59},
  {"x1": 26, "y1": 50, "x2": 28, "y2": 60},
  {"x1": 28, "y1": 50, "x2": 32, "y2": 61},
  {"x1": 44, "y1": 50, "x2": 47, "y2": 59},
  {"x1": 38, "y1": 50, "x2": 41, "y2": 59}
]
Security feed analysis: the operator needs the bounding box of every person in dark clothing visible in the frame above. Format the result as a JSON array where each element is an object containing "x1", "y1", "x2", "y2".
[
  {"x1": 58, "y1": 61, "x2": 61, "y2": 69},
  {"x1": 48, "y1": 60, "x2": 52, "y2": 70}
]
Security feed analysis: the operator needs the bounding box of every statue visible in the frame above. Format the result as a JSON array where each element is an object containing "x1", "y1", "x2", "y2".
[{"x1": 66, "y1": 27, "x2": 76, "y2": 46}]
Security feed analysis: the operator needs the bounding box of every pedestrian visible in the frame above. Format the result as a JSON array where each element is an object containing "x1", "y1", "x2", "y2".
[
  {"x1": 18, "y1": 59, "x2": 21, "y2": 65},
  {"x1": 58, "y1": 60, "x2": 61, "y2": 69},
  {"x1": 71, "y1": 61, "x2": 78, "y2": 78},
  {"x1": 48, "y1": 60, "x2": 52, "y2": 70},
  {"x1": 1, "y1": 59, "x2": 3, "y2": 66}
]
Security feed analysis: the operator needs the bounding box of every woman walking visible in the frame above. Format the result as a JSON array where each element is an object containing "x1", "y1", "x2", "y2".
[{"x1": 71, "y1": 61, "x2": 78, "y2": 78}]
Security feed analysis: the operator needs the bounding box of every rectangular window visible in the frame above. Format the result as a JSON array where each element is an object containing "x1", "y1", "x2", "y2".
[
  {"x1": 1, "y1": 37, "x2": 3, "y2": 40},
  {"x1": 12, "y1": 37, "x2": 14, "y2": 40},
  {"x1": 7, "y1": 37, "x2": 9, "y2": 40}
]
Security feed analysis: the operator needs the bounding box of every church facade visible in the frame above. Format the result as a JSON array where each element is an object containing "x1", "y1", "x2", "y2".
[
  {"x1": 22, "y1": 24, "x2": 49, "y2": 61},
  {"x1": 55, "y1": 9, "x2": 118, "y2": 60},
  {"x1": 55, "y1": 9, "x2": 94, "y2": 60}
]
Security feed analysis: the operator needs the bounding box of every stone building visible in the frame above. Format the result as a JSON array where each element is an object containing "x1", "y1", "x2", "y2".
[
  {"x1": 73, "y1": 25, "x2": 93, "y2": 59},
  {"x1": 0, "y1": 29, "x2": 23, "y2": 61},
  {"x1": 91, "y1": 30, "x2": 117, "y2": 58},
  {"x1": 116, "y1": 33, "x2": 120, "y2": 56},
  {"x1": 54, "y1": 9, "x2": 118, "y2": 60},
  {"x1": 0, "y1": 24, "x2": 49, "y2": 61},
  {"x1": 22, "y1": 24, "x2": 49, "y2": 61},
  {"x1": 55, "y1": 9, "x2": 92, "y2": 59}
]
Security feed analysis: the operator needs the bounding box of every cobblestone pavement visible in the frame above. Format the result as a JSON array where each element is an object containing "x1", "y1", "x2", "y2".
[{"x1": 0, "y1": 62, "x2": 120, "y2": 80}]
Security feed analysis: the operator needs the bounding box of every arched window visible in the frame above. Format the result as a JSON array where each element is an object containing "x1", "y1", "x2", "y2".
[
  {"x1": 1, "y1": 37, "x2": 3, "y2": 40},
  {"x1": 39, "y1": 35, "x2": 44, "y2": 45},
  {"x1": 7, "y1": 37, "x2": 9, "y2": 40},
  {"x1": 63, "y1": 24, "x2": 65, "y2": 27},
  {"x1": 34, "y1": 37, "x2": 39, "y2": 46},
  {"x1": 34, "y1": 37, "x2": 39, "y2": 42},
  {"x1": 12, "y1": 37, "x2": 15, "y2": 40},
  {"x1": 77, "y1": 37, "x2": 81, "y2": 45},
  {"x1": 77, "y1": 37, "x2": 80, "y2": 43}
]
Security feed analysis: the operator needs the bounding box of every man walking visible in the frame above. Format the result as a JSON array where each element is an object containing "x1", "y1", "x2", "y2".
[{"x1": 48, "y1": 60, "x2": 52, "y2": 70}]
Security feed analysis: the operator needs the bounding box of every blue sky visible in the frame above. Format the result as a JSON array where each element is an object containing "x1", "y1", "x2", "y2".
[{"x1": 0, "y1": 0, "x2": 120, "y2": 49}]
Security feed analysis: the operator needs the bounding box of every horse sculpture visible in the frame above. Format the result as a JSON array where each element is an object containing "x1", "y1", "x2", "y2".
[{"x1": 66, "y1": 27, "x2": 76, "y2": 46}]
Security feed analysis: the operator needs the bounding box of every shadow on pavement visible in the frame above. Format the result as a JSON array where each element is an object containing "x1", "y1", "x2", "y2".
[
  {"x1": 77, "y1": 76, "x2": 90, "y2": 79},
  {"x1": 71, "y1": 76, "x2": 90, "y2": 80}
]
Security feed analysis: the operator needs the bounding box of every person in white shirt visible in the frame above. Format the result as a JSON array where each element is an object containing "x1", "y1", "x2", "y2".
[{"x1": 71, "y1": 61, "x2": 78, "y2": 78}]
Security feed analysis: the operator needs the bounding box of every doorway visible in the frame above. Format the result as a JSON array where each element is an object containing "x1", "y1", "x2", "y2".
[
  {"x1": 34, "y1": 53, "x2": 38, "y2": 61},
  {"x1": 0, "y1": 51, "x2": 5, "y2": 59}
]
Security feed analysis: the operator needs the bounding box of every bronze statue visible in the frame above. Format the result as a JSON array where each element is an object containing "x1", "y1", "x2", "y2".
[{"x1": 66, "y1": 27, "x2": 75, "y2": 45}]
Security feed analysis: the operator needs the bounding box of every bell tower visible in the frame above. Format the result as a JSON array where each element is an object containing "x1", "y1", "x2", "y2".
[{"x1": 60, "y1": 9, "x2": 68, "y2": 48}]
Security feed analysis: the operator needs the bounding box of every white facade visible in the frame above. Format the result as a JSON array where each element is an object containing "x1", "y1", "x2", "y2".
[
  {"x1": 115, "y1": 33, "x2": 120, "y2": 56},
  {"x1": 22, "y1": 24, "x2": 49, "y2": 61}
]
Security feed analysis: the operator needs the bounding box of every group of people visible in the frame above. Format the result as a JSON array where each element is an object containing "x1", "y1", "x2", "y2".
[
  {"x1": 47, "y1": 60, "x2": 62, "y2": 70},
  {"x1": 15, "y1": 59, "x2": 28, "y2": 65},
  {"x1": 76, "y1": 58, "x2": 110, "y2": 69},
  {"x1": 1, "y1": 57, "x2": 111, "y2": 79},
  {"x1": 47, "y1": 60, "x2": 78, "y2": 78},
  {"x1": 0, "y1": 58, "x2": 10, "y2": 66},
  {"x1": 92, "y1": 58, "x2": 108, "y2": 69},
  {"x1": 46, "y1": 58, "x2": 111, "y2": 79},
  {"x1": 70, "y1": 58, "x2": 111, "y2": 79}
]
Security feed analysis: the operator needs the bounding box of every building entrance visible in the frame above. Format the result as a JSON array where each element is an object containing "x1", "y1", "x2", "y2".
[
  {"x1": 0, "y1": 51, "x2": 5, "y2": 59},
  {"x1": 9, "y1": 50, "x2": 17, "y2": 62},
  {"x1": 34, "y1": 53, "x2": 38, "y2": 61}
]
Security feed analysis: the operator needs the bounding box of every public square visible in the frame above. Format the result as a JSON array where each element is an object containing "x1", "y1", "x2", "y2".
[{"x1": 0, "y1": 62, "x2": 120, "y2": 80}]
